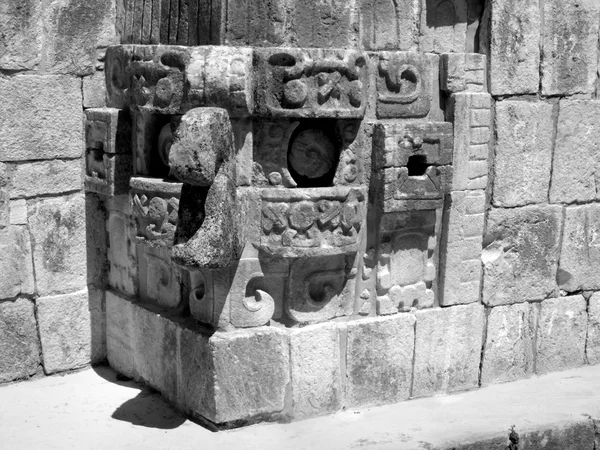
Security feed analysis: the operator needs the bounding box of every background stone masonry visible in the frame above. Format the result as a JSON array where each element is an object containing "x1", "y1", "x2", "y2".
[{"x1": 2, "y1": 0, "x2": 600, "y2": 408}]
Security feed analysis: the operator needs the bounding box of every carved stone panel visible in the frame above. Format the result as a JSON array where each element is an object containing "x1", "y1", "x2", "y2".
[
  {"x1": 287, "y1": 254, "x2": 356, "y2": 323},
  {"x1": 254, "y1": 48, "x2": 369, "y2": 119},
  {"x1": 375, "y1": 52, "x2": 436, "y2": 119},
  {"x1": 376, "y1": 210, "x2": 440, "y2": 314},
  {"x1": 441, "y1": 53, "x2": 487, "y2": 93},
  {"x1": 260, "y1": 187, "x2": 367, "y2": 258},
  {"x1": 130, "y1": 177, "x2": 182, "y2": 247},
  {"x1": 84, "y1": 108, "x2": 133, "y2": 197}
]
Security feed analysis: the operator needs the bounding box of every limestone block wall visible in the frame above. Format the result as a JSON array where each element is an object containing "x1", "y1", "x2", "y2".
[
  {"x1": 0, "y1": 0, "x2": 118, "y2": 382},
  {"x1": 479, "y1": 0, "x2": 600, "y2": 382}
]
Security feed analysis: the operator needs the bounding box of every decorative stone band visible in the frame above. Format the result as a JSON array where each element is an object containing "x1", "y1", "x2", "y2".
[
  {"x1": 130, "y1": 176, "x2": 182, "y2": 247},
  {"x1": 104, "y1": 45, "x2": 483, "y2": 120},
  {"x1": 259, "y1": 186, "x2": 367, "y2": 258}
]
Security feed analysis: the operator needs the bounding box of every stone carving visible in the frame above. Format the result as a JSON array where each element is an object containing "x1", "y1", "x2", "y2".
[
  {"x1": 360, "y1": 0, "x2": 420, "y2": 51},
  {"x1": 130, "y1": 177, "x2": 182, "y2": 246},
  {"x1": 260, "y1": 187, "x2": 367, "y2": 258},
  {"x1": 376, "y1": 52, "x2": 435, "y2": 118},
  {"x1": 84, "y1": 108, "x2": 133, "y2": 197},
  {"x1": 287, "y1": 255, "x2": 356, "y2": 323},
  {"x1": 441, "y1": 53, "x2": 487, "y2": 93},
  {"x1": 254, "y1": 48, "x2": 369, "y2": 118}
]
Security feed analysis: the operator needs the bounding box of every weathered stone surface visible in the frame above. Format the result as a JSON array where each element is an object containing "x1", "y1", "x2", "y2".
[
  {"x1": 360, "y1": 0, "x2": 419, "y2": 51},
  {"x1": 439, "y1": 190, "x2": 485, "y2": 306},
  {"x1": 541, "y1": 0, "x2": 599, "y2": 96},
  {"x1": 0, "y1": 163, "x2": 8, "y2": 228},
  {"x1": 290, "y1": 322, "x2": 342, "y2": 418},
  {"x1": 482, "y1": 205, "x2": 562, "y2": 306},
  {"x1": 9, "y1": 200, "x2": 27, "y2": 225},
  {"x1": 558, "y1": 205, "x2": 600, "y2": 292},
  {"x1": 450, "y1": 93, "x2": 491, "y2": 191},
  {"x1": 0, "y1": 76, "x2": 83, "y2": 162},
  {"x1": 586, "y1": 293, "x2": 600, "y2": 365},
  {"x1": 0, "y1": 299, "x2": 40, "y2": 383},
  {"x1": 85, "y1": 193, "x2": 108, "y2": 288},
  {"x1": 441, "y1": 53, "x2": 487, "y2": 93},
  {"x1": 482, "y1": 0, "x2": 540, "y2": 95},
  {"x1": 346, "y1": 314, "x2": 415, "y2": 407},
  {"x1": 37, "y1": 290, "x2": 93, "y2": 374},
  {"x1": 209, "y1": 327, "x2": 290, "y2": 423},
  {"x1": 481, "y1": 303, "x2": 537, "y2": 385},
  {"x1": 107, "y1": 209, "x2": 138, "y2": 297},
  {"x1": 413, "y1": 304, "x2": 484, "y2": 397},
  {"x1": 0, "y1": 226, "x2": 35, "y2": 300},
  {"x1": 420, "y1": 0, "x2": 468, "y2": 53},
  {"x1": 550, "y1": 100, "x2": 600, "y2": 204},
  {"x1": 9, "y1": 160, "x2": 82, "y2": 199},
  {"x1": 105, "y1": 290, "x2": 136, "y2": 377},
  {"x1": 28, "y1": 194, "x2": 87, "y2": 296},
  {"x1": 536, "y1": 296, "x2": 587, "y2": 375},
  {"x1": 0, "y1": 1, "x2": 44, "y2": 70},
  {"x1": 492, "y1": 101, "x2": 554, "y2": 207},
  {"x1": 131, "y1": 302, "x2": 178, "y2": 400},
  {"x1": 88, "y1": 287, "x2": 106, "y2": 362},
  {"x1": 43, "y1": 0, "x2": 118, "y2": 75},
  {"x1": 289, "y1": 0, "x2": 356, "y2": 48},
  {"x1": 83, "y1": 72, "x2": 107, "y2": 108}
]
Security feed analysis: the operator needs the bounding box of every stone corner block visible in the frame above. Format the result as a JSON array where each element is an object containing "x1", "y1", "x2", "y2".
[
  {"x1": 536, "y1": 296, "x2": 587, "y2": 375},
  {"x1": 482, "y1": 205, "x2": 562, "y2": 306},
  {"x1": 106, "y1": 290, "x2": 137, "y2": 378},
  {"x1": 586, "y1": 293, "x2": 600, "y2": 365},
  {"x1": 481, "y1": 303, "x2": 537, "y2": 386},
  {"x1": 37, "y1": 290, "x2": 92, "y2": 374},
  {"x1": 345, "y1": 314, "x2": 415, "y2": 408},
  {"x1": 413, "y1": 304, "x2": 484, "y2": 398},
  {"x1": 0, "y1": 298, "x2": 41, "y2": 383},
  {"x1": 290, "y1": 322, "x2": 342, "y2": 419}
]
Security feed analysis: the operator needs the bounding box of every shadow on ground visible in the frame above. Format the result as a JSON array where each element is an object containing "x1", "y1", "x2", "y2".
[{"x1": 92, "y1": 365, "x2": 187, "y2": 430}]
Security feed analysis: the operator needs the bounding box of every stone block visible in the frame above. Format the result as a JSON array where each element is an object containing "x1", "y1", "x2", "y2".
[
  {"x1": 287, "y1": 255, "x2": 356, "y2": 324},
  {"x1": 138, "y1": 245, "x2": 187, "y2": 311},
  {"x1": 37, "y1": 290, "x2": 93, "y2": 374},
  {"x1": 0, "y1": 163, "x2": 8, "y2": 228},
  {"x1": 375, "y1": 52, "x2": 437, "y2": 119},
  {"x1": 0, "y1": 226, "x2": 35, "y2": 300},
  {"x1": 541, "y1": 0, "x2": 599, "y2": 96},
  {"x1": 441, "y1": 53, "x2": 487, "y2": 93},
  {"x1": 439, "y1": 190, "x2": 485, "y2": 306},
  {"x1": 9, "y1": 160, "x2": 82, "y2": 199},
  {"x1": 85, "y1": 108, "x2": 132, "y2": 155},
  {"x1": 182, "y1": 326, "x2": 290, "y2": 424},
  {"x1": 0, "y1": 0, "x2": 44, "y2": 70},
  {"x1": 0, "y1": 299, "x2": 40, "y2": 383},
  {"x1": 105, "y1": 290, "x2": 136, "y2": 377},
  {"x1": 346, "y1": 314, "x2": 415, "y2": 407},
  {"x1": 586, "y1": 293, "x2": 600, "y2": 365},
  {"x1": 420, "y1": 0, "x2": 468, "y2": 53},
  {"x1": 450, "y1": 93, "x2": 491, "y2": 191},
  {"x1": 482, "y1": 0, "x2": 540, "y2": 95},
  {"x1": 253, "y1": 48, "x2": 369, "y2": 119},
  {"x1": 536, "y1": 296, "x2": 587, "y2": 375},
  {"x1": 482, "y1": 205, "x2": 562, "y2": 306},
  {"x1": 131, "y1": 303, "x2": 178, "y2": 400},
  {"x1": 107, "y1": 209, "x2": 138, "y2": 297},
  {"x1": 492, "y1": 101, "x2": 554, "y2": 207},
  {"x1": 42, "y1": 0, "x2": 118, "y2": 75},
  {"x1": 290, "y1": 322, "x2": 342, "y2": 418},
  {"x1": 0, "y1": 76, "x2": 83, "y2": 162},
  {"x1": 88, "y1": 287, "x2": 106, "y2": 362},
  {"x1": 85, "y1": 193, "x2": 109, "y2": 288},
  {"x1": 359, "y1": 0, "x2": 419, "y2": 51},
  {"x1": 28, "y1": 194, "x2": 87, "y2": 296},
  {"x1": 413, "y1": 304, "x2": 484, "y2": 397},
  {"x1": 558, "y1": 205, "x2": 600, "y2": 292},
  {"x1": 549, "y1": 100, "x2": 600, "y2": 204},
  {"x1": 9, "y1": 200, "x2": 27, "y2": 225},
  {"x1": 481, "y1": 303, "x2": 537, "y2": 385},
  {"x1": 288, "y1": 0, "x2": 356, "y2": 48},
  {"x1": 83, "y1": 72, "x2": 107, "y2": 108}
]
